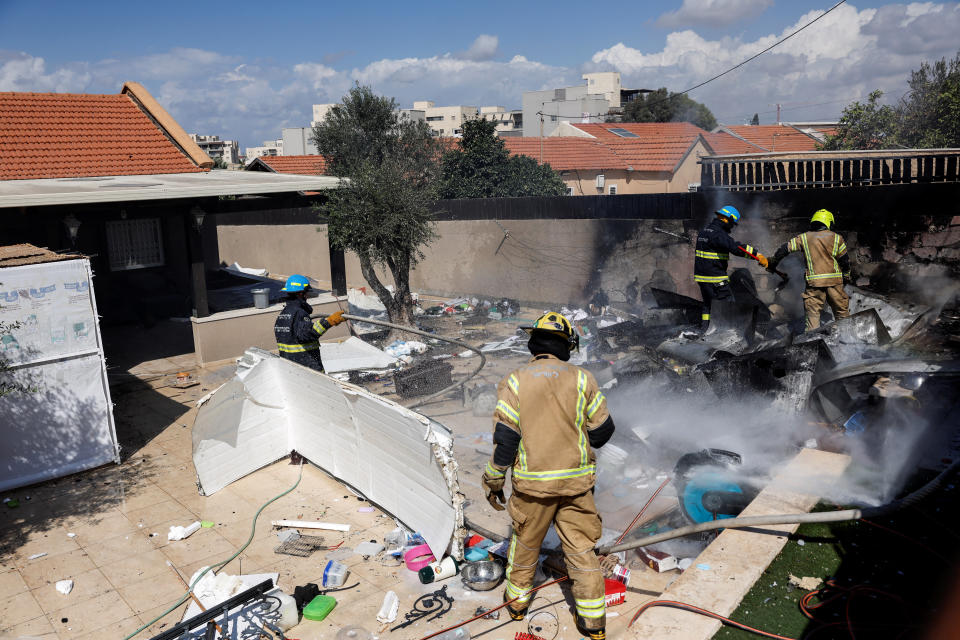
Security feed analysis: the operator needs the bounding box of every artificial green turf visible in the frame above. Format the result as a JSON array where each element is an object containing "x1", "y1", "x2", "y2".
[{"x1": 712, "y1": 470, "x2": 958, "y2": 639}]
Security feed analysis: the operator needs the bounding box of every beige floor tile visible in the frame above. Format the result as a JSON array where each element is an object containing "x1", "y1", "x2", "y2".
[
  {"x1": 31, "y1": 567, "x2": 113, "y2": 615},
  {"x1": 98, "y1": 549, "x2": 170, "y2": 588},
  {"x1": 9, "y1": 527, "x2": 82, "y2": 564},
  {"x1": 58, "y1": 507, "x2": 137, "y2": 541},
  {"x1": 47, "y1": 591, "x2": 135, "y2": 639},
  {"x1": 82, "y1": 530, "x2": 155, "y2": 567},
  {"x1": 174, "y1": 488, "x2": 258, "y2": 526},
  {"x1": 0, "y1": 589, "x2": 45, "y2": 628},
  {"x1": 0, "y1": 568, "x2": 29, "y2": 600},
  {"x1": 123, "y1": 500, "x2": 196, "y2": 529},
  {"x1": 138, "y1": 599, "x2": 190, "y2": 636},
  {"x1": 73, "y1": 615, "x2": 143, "y2": 640},
  {"x1": 0, "y1": 613, "x2": 56, "y2": 637},
  {"x1": 212, "y1": 519, "x2": 275, "y2": 548},
  {"x1": 18, "y1": 549, "x2": 95, "y2": 591},
  {"x1": 116, "y1": 571, "x2": 186, "y2": 615},
  {"x1": 113, "y1": 486, "x2": 170, "y2": 514},
  {"x1": 160, "y1": 530, "x2": 235, "y2": 568}
]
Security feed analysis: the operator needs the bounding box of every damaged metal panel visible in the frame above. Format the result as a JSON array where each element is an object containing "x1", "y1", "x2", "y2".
[
  {"x1": 794, "y1": 308, "x2": 893, "y2": 362},
  {"x1": 696, "y1": 340, "x2": 836, "y2": 413},
  {"x1": 192, "y1": 349, "x2": 463, "y2": 560}
]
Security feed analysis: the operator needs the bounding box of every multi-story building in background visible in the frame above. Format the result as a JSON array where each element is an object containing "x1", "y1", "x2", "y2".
[
  {"x1": 244, "y1": 139, "x2": 282, "y2": 164},
  {"x1": 480, "y1": 106, "x2": 523, "y2": 136},
  {"x1": 412, "y1": 101, "x2": 478, "y2": 137},
  {"x1": 282, "y1": 128, "x2": 318, "y2": 156},
  {"x1": 522, "y1": 72, "x2": 647, "y2": 137},
  {"x1": 189, "y1": 134, "x2": 240, "y2": 165}
]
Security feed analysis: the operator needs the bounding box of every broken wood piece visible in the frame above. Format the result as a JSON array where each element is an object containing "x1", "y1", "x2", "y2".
[{"x1": 270, "y1": 519, "x2": 350, "y2": 532}]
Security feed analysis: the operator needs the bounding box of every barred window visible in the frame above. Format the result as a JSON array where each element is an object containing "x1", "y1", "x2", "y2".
[{"x1": 105, "y1": 218, "x2": 165, "y2": 271}]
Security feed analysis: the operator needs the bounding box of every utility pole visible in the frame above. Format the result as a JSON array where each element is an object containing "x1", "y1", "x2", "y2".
[{"x1": 776, "y1": 103, "x2": 781, "y2": 125}]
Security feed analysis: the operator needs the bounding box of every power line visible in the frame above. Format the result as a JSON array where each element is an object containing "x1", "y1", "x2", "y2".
[{"x1": 640, "y1": 0, "x2": 848, "y2": 110}]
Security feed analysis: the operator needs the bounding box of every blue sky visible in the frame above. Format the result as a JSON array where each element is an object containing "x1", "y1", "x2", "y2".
[{"x1": 2, "y1": 0, "x2": 958, "y2": 148}]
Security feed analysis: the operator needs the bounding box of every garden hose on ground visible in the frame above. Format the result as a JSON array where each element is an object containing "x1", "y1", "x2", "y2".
[
  {"x1": 597, "y1": 457, "x2": 960, "y2": 555},
  {"x1": 311, "y1": 312, "x2": 487, "y2": 409},
  {"x1": 122, "y1": 463, "x2": 305, "y2": 640}
]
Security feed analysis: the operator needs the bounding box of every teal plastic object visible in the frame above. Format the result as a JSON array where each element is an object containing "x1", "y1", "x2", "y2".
[{"x1": 303, "y1": 594, "x2": 337, "y2": 621}]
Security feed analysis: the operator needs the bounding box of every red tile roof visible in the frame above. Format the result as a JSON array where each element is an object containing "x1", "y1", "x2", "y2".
[
  {"x1": 570, "y1": 122, "x2": 705, "y2": 139},
  {"x1": 602, "y1": 136, "x2": 706, "y2": 173},
  {"x1": 719, "y1": 125, "x2": 823, "y2": 152},
  {"x1": 503, "y1": 138, "x2": 628, "y2": 171},
  {"x1": 701, "y1": 131, "x2": 767, "y2": 155},
  {"x1": 253, "y1": 155, "x2": 329, "y2": 175},
  {"x1": 0, "y1": 92, "x2": 206, "y2": 180}
]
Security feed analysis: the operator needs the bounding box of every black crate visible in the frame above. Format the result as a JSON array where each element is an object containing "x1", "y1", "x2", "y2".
[{"x1": 393, "y1": 360, "x2": 454, "y2": 398}]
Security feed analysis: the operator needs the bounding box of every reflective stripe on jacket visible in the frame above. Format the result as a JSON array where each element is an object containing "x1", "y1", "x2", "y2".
[
  {"x1": 786, "y1": 230, "x2": 848, "y2": 287},
  {"x1": 274, "y1": 299, "x2": 329, "y2": 354},
  {"x1": 491, "y1": 354, "x2": 610, "y2": 498},
  {"x1": 693, "y1": 218, "x2": 755, "y2": 284}
]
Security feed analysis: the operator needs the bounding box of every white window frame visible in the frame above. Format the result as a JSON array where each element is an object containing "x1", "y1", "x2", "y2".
[
  {"x1": 566, "y1": 186, "x2": 575, "y2": 196},
  {"x1": 608, "y1": 184, "x2": 618, "y2": 195},
  {"x1": 105, "y1": 218, "x2": 165, "y2": 271}
]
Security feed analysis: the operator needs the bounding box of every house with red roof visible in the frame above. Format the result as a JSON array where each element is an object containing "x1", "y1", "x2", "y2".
[
  {"x1": 501, "y1": 122, "x2": 714, "y2": 194},
  {"x1": 0, "y1": 83, "x2": 344, "y2": 366}
]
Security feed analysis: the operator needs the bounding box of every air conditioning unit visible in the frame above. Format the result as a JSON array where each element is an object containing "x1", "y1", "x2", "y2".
[
  {"x1": 596, "y1": 174, "x2": 605, "y2": 189},
  {"x1": 608, "y1": 184, "x2": 618, "y2": 195}
]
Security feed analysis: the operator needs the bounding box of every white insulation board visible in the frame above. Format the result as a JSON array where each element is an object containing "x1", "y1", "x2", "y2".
[
  {"x1": 0, "y1": 258, "x2": 118, "y2": 492},
  {"x1": 192, "y1": 350, "x2": 463, "y2": 559}
]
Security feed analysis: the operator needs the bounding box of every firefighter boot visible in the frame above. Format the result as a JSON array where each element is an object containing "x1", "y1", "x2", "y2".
[
  {"x1": 575, "y1": 615, "x2": 606, "y2": 640},
  {"x1": 504, "y1": 593, "x2": 528, "y2": 621}
]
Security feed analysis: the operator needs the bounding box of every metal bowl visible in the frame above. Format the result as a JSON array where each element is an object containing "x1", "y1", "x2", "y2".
[{"x1": 461, "y1": 560, "x2": 504, "y2": 591}]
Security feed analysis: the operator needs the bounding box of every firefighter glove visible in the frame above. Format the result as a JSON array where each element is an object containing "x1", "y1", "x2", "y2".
[
  {"x1": 482, "y1": 472, "x2": 506, "y2": 511},
  {"x1": 326, "y1": 311, "x2": 345, "y2": 326},
  {"x1": 757, "y1": 253, "x2": 769, "y2": 268}
]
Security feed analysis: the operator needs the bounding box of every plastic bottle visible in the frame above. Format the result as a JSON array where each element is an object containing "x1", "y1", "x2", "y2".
[
  {"x1": 418, "y1": 556, "x2": 460, "y2": 584},
  {"x1": 432, "y1": 627, "x2": 470, "y2": 640},
  {"x1": 265, "y1": 588, "x2": 298, "y2": 630},
  {"x1": 322, "y1": 559, "x2": 350, "y2": 587}
]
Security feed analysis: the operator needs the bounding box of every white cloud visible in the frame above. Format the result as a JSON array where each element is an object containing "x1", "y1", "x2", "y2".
[
  {"x1": 592, "y1": 2, "x2": 960, "y2": 123},
  {"x1": 657, "y1": 0, "x2": 774, "y2": 28},
  {"x1": 460, "y1": 34, "x2": 500, "y2": 61},
  {"x1": 1, "y1": 4, "x2": 957, "y2": 143}
]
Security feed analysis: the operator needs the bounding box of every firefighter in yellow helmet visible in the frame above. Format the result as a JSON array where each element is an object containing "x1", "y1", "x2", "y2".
[
  {"x1": 481, "y1": 312, "x2": 616, "y2": 640},
  {"x1": 767, "y1": 209, "x2": 851, "y2": 331}
]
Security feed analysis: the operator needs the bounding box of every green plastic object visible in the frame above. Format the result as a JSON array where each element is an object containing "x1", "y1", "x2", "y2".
[
  {"x1": 303, "y1": 594, "x2": 337, "y2": 621},
  {"x1": 200, "y1": 521, "x2": 215, "y2": 528}
]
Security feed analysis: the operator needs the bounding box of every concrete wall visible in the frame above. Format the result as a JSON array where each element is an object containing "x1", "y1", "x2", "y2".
[{"x1": 211, "y1": 183, "x2": 960, "y2": 311}]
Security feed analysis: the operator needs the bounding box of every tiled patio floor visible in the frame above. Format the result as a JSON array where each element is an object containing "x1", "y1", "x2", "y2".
[{"x1": 1, "y1": 319, "x2": 666, "y2": 639}]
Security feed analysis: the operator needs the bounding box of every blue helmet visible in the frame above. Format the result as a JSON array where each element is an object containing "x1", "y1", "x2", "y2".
[
  {"x1": 281, "y1": 274, "x2": 312, "y2": 293},
  {"x1": 716, "y1": 205, "x2": 741, "y2": 224}
]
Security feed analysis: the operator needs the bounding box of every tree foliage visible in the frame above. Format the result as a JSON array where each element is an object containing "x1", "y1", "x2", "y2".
[
  {"x1": 820, "y1": 90, "x2": 898, "y2": 150},
  {"x1": 621, "y1": 88, "x2": 718, "y2": 131},
  {"x1": 438, "y1": 118, "x2": 566, "y2": 199},
  {"x1": 312, "y1": 85, "x2": 443, "y2": 328},
  {"x1": 821, "y1": 50, "x2": 960, "y2": 150}
]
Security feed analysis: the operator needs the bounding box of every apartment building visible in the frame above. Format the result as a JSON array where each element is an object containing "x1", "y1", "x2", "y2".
[
  {"x1": 189, "y1": 134, "x2": 240, "y2": 165},
  {"x1": 522, "y1": 71, "x2": 647, "y2": 137},
  {"x1": 245, "y1": 139, "x2": 283, "y2": 164},
  {"x1": 480, "y1": 106, "x2": 523, "y2": 136},
  {"x1": 412, "y1": 101, "x2": 478, "y2": 137}
]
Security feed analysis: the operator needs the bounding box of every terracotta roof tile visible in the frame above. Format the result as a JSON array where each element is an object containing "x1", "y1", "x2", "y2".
[
  {"x1": 570, "y1": 122, "x2": 705, "y2": 139},
  {"x1": 503, "y1": 138, "x2": 628, "y2": 171},
  {"x1": 720, "y1": 125, "x2": 823, "y2": 152},
  {"x1": 254, "y1": 155, "x2": 329, "y2": 175},
  {"x1": 701, "y1": 131, "x2": 768, "y2": 155},
  {"x1": 599, "y1": 136, "x2": 705, "y2": 172},
  {"x1": 0, "y1": 92, "x2": 205, "y2": 180}
]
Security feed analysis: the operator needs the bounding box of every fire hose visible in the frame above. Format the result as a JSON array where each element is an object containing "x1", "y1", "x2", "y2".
[{"x1": 310, "y1": 312, "x2": 487, "y2": 409}]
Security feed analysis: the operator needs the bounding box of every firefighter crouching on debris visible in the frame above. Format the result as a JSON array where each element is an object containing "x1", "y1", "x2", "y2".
[
  {"x1": 694, "y1": 205, "x2": 769, "y2": 333},
  {"x1": 481, "y1": 312, "x2": 616, "y2": 640},
  {"x1": 273, "y1": 274, "x2": 344, "y2": 371},
  {"x1": 768, "y1": 208, "x2": 851, "y2": 331}
]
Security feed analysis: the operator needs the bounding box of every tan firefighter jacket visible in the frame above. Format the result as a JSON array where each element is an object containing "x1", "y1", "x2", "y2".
[
  {"x1": 781, "y1": 229, "x2": 849, "y2": 288},
  {"x1": 485, "y1": 354, "x2": 611, "y2": 498}
]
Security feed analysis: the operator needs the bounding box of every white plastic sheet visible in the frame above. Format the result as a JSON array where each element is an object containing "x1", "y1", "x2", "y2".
[
  {"x1": 0, "y1": 258, "x2": 118, "y2": 492},
  {"x1": 192, "y1": 349, "x2": 463, "y2": 559}
]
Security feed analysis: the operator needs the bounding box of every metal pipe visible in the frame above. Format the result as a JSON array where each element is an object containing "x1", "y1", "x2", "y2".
[
  {"x1": 597, "y1": 458, "x2": 960, "y2": 556},
  {"x1": 312, "y1": 312, "x2": 488, "y2": 409}
]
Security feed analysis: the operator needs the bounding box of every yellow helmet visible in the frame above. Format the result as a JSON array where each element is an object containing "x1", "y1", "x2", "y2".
[
  {"x1": 522, "y1": 311, "x2": 579, "y2": 351},
  {"x1": 811, "y1": 209, "x2": 834, "y2": 229}
]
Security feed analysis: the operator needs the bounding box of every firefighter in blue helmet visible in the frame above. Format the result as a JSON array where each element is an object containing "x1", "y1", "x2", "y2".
[
  {"x1": 273, "y1": 274, "x2": 344, "y2": 371},
  {"x1": 694, "y1": 205, "x2": 768, "y2": 333}
]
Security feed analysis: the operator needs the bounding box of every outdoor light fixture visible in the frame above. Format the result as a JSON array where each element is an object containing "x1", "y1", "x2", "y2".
[
  {"x1": 191, "y1": 205, "x2": 206, "y2": 229},
  {"x1": 62, "y1": 214, "x2": 81, "y2": 247}
]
